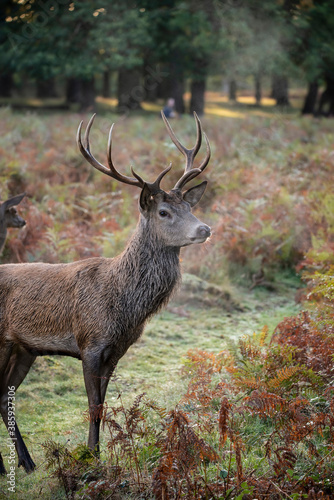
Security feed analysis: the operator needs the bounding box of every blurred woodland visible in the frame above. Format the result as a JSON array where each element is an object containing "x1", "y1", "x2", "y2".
[{"x1": 1, "y1": 0, "x2": 334, "y2": 115}]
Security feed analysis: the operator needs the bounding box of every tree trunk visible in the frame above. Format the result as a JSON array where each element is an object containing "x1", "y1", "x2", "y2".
[
  {"x1": 102, "y1": 71, "x2": 111, "y2": 98},
  {"x1": 157, "y1": 78, "x2": 171, "y2": 100},
  {"x1": 169, "y1": 56, "x2": 185, "y2": 114},
  {"x1": 190, "y1": 79, "x2": 206, "y2": 115},
  {"x1": 229, "y1": 80, "x2": 237, "y2": 101},
  {"x1": 36, "y1": 78, "x2": 58, "y2": 98},
  {"x1": 66, "y1": 77, "x2": 96, "y2": 111},
  {"x1": 143, "y1": 63, "x2": 158, "y2": 102},
  {"x1": 156, "y1": 72, "x2": 185, "y2": 114},
  {"x1": 0, "y1": 73, "x2": 13, "y2": 97},
  {"x1": 302, "y1": 81, "x2": 318, "y2": 115},
  {"x1": 316, "y1": 75, "x2": 334, "y2": 117},
  {"x1": 80, "y1": 78, "x2": 96, "y2": 111},
  {"x1": 154, "y1": 63, "x2": 171, "y2": 100},
  {"x1": 66, "y1": 78, "x2": 82, "y2": 104},
  {"x1": 171, "y1": 78, "x2": 185, "y2": 115},
  {"x1": 272, "y1": 75, "x2": 290, "y2": 106},
  {"x1": 117, "y1": 68, "x2": 143, "y2": 113},
  {"x1": 255, "y1": 74, "x2": 261, "y2": 105}
]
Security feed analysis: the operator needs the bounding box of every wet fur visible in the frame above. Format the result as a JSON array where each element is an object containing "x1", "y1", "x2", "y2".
[{"x1": 0, "y1": 210, "x2": 181, "y2": 473}]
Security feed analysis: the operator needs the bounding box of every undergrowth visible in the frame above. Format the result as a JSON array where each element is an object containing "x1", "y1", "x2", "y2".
[{"x1": 42, "y1": 313, "x2": 334, "y2": 499}]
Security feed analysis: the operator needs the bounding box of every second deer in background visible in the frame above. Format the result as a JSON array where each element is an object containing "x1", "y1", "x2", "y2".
[{"x1": 0, "y1": 193, "x2": 26, "y2": 255}]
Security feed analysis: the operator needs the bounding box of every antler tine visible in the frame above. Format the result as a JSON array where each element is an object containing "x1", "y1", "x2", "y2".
[
  {"x1": 130, "y1": 163, "x2": 172, "y2": 194},
  {"x1": 77, "y1": 116, "x2": 113, "y2": 177},
  {"x1": 161, "y1": 110, "x2": 202, "y2": 173},
  {"x1": 77, "y1": 114, "x2": 143, "y2": 186},
  {"x1": 107, "y1": 123, "x2": 144, "y2": 187},
  {"x1": 146, "y1": 163, "x2": 173, "y2": 194},
  {"x1": 174, "y1": 132, "x2": 211, "y2": 189},
  {"x1": 78, "y1": 115, "x2": 173, "y2": 193}
]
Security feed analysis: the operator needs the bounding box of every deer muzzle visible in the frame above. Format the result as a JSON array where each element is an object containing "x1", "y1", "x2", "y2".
[
  {"x1": 191, "y1": 224, "x2": 211, "y2": 243},
  {"x1": 15, "y1": 217, "x2": 26, "y2": 228}
]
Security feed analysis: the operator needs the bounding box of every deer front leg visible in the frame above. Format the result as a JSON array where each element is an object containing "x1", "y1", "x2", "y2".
[
  {"x1": 82, "y1": 349, "x2": 115, "y2": 454},
  {"x1": 82, "y1": 361, "x2": 102, "y2": 452}
]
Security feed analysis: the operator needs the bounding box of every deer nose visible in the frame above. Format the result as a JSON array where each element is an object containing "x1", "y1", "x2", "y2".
[{"x1": 197, "y1": 224, "x2": 211, "y2": 239}]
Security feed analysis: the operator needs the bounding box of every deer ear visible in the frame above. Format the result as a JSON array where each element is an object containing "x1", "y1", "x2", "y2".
[
  {"x1": 139, "y1": 184, "x2": 153, "y2": 212},
  {"x1": 183, "y1": 181, "x2": 207, "y2": 207},
  {"x1": 2, "y1": 193, "x2": 26, "y2": 211}
]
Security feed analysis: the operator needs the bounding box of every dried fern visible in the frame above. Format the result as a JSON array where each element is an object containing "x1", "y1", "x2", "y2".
[{"x1": 267, "y1": 365, "x2": 300, "y2": 389}]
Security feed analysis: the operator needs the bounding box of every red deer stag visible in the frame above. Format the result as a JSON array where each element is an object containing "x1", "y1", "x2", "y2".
[
  {"x1": 0, "y1": 193, "x2": 26, "y2": 255},
  {"x1": 0, "y1": 112, "x2": 211, "y2": 474}
]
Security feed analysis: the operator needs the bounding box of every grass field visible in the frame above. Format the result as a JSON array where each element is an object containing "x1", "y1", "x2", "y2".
[{"x1": 0, "y1": 94, "x2": 334, "y2": 498}]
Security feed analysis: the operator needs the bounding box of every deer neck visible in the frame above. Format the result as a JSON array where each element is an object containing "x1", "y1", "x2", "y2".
[{"x1": 114, "y1": 216, "x2": 181, "y2": 318}]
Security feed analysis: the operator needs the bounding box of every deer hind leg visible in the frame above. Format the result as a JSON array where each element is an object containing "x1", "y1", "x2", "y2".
[
  {"x1": 0, "y1": 340, "x2": 12, "y2": 475},
  {"x1": 0, "y1": 344, "x2": 36, "y2": 473},
  {"x1": 0, "y1": 452, "x2": 6, "y2": 475}
]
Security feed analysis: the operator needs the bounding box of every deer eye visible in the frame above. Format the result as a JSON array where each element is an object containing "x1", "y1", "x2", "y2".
[{"x1": 159, "y1": 210, "x2": 170, "y2": 218}]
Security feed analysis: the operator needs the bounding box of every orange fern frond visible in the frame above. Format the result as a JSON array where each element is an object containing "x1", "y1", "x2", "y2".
[
  {"x1": 244, "y1": 391, "x2": 286, "y2": 417},
  {"x1": 259, "y1": 325, "x2": 269, "y2": 346},
  {"x1": 238, "y1": 337, "x2": 261, "y2": 360},
  {"x1": 233, "y1": 435, "x2": 244, "y2": 484},
  {"x1": 234, "y1": 376, "x2": 265, "y2": 391},
  {"x1": 183, "y1": 348, "x2": 223, "y2": 376},
  {"x1": 267, "y1": 365, "x2": 299, "y2": 389},
  {"x1": 272, "y1": 447, "x2": 297, "y2": 477},
  {"x1": 144, "y1": 398, "x2": 168, "y2": 419},
  {"x1": 218, "y1": 397, "x2": 232, "y2": 448}
]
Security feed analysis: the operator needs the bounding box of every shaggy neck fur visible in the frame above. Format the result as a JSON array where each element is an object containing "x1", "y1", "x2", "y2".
[{"x1": 112, "y1": 215, "x2": 181, "y2": 327}]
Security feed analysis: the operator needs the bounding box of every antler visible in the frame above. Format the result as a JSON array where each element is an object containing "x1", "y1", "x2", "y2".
[
  {"x1": 77, "y1": 114, "x2": 171, "y2": 194},
  {"x1": 161, "y1": 111, "x2": 211, "y2": 190}
]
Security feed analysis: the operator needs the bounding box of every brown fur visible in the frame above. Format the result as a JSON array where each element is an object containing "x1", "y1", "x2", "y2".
[
  {"x1": 0, "y1": 114, "x2": 211, "y2": 474},
  {"x1": 0, "y1": 186, "x2": 210, "y2": 473}
]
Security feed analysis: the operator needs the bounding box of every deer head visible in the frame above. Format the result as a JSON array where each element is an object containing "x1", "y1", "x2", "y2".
[
  {"x1": 0, "y1": 193, "x2": 26, "y2": 254},
  {"x1": 0, "y1": 193, "x2": 26, "y2": 229},
  {"x1": 77, "y1": 112, "x2": 211, "y2": 247}
]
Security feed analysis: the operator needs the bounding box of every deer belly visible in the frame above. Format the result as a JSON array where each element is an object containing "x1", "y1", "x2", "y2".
[
  {"x1": 9, "y1": 330, "x2": 81, "y2": 358},
  {"x1": 6, "y1": 308, "x2": 81, "y2": 358}
]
